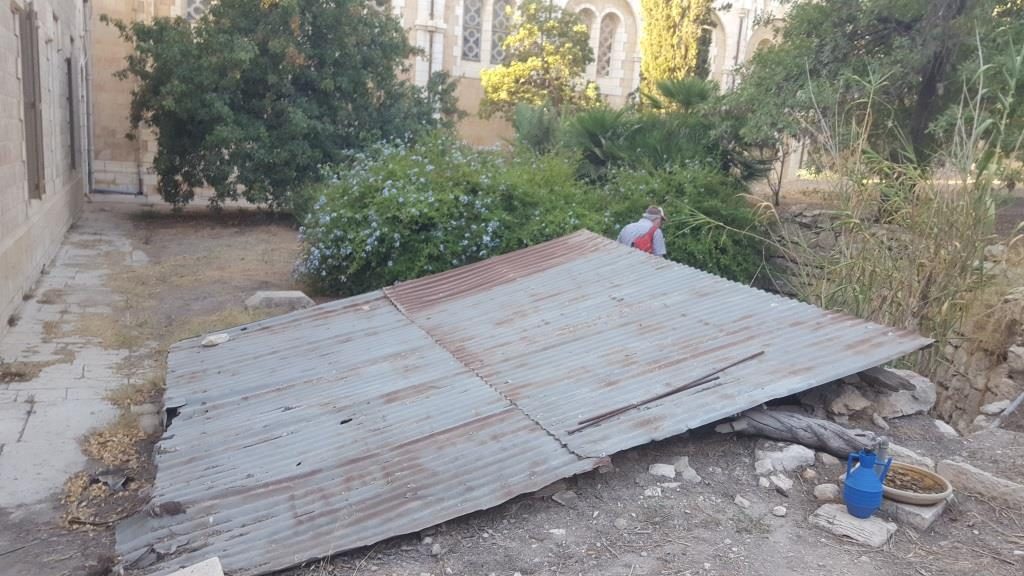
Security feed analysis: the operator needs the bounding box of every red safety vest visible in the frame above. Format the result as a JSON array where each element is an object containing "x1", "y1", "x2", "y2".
[{"x1": 631, "y1": 222, "x2": 660, "y2": 254}]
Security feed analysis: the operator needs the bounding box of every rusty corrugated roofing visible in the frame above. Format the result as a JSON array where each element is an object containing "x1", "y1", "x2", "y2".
[{"x1": 117, "y1": 231, "x2": 932, "y2": 576}]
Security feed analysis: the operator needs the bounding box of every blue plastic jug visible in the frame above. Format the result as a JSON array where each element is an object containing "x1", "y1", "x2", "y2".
[{"x1": 844, "y1": 449, "x2": 892, "y2": 519}]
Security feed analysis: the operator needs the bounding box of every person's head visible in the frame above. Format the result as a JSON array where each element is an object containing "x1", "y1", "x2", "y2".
[{"x1": 643, "y1": 205, "x2": 667, "y2": 225}]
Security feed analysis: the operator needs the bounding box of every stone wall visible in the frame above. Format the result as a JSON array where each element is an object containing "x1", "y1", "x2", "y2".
[
  {"x1": 1, "y1": 0, "x2": 89, "y2": 339},
  {"x1": 773, "y1": 209, "x2": 1024, "y2": 433}
]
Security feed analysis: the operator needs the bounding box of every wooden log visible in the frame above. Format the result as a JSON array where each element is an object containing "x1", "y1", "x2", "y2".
[
  {"x1": 857, "y1": 367, "x2": 915, "y2": 392},
  {"x1": 715, "y1": 409, "x2": 878, "y2": 457}
]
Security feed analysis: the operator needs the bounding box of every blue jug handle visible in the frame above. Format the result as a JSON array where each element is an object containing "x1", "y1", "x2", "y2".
[
  {"x1": 878, "y1": 457, "x2": 893, "y2": 482},
  {"x1": 846, "y1": 452, "x2": 858, "y2": 476}
]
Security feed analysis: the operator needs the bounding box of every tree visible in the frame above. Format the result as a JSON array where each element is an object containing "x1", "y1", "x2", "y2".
[
  {"x1": 107, "y1": 0, "x2": 459, "y2": 209},
  {"x1": 480, "y1": 0, "x2": 599, "y2": 119},
  {"x1": 730, "y1": 0, "x2": 1024, "y2": 168},
  {"x1": 639, "y1": 0, "x2": 714, "y2": 94}
]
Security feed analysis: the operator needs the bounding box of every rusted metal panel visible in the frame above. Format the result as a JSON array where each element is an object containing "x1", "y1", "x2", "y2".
[
  {"x1": 118, "y1": 231, "x2": 930, "y2": 576},
  {"x1": 116, "y1": 292, "x2": 598, "y2": 575},
  {"x1": 387, "y1": 231, "x2": 933, "y2": 457}
]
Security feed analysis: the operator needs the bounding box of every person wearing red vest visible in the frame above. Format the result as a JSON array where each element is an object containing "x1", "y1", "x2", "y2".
[{"x1": 616, "y1": 206, "x2": 667, "y2": 256}]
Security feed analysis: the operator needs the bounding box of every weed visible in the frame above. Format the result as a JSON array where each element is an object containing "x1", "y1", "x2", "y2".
[{"x1": 7, "y1": 313, "x2": 19, "y2": 327}]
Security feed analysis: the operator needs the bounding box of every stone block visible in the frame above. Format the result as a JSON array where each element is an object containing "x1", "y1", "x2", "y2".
[
  {"x1": 244, "y1": 290, "x2": 314, "y2": 312},
  {"x1": 755, "y1": 441, "x2": 815, "y2": 472},
  {"x1": 0, "y1": 440, "x2": 87, "y2": 506},
  {"x1": 937, "y1": 459, "x2": 1024, "y2": 509},
  {"x1": 880, "y1": 498, "x2": 947, "y2": 532},
  {"x1": 809, "y1": 503, "x2": 897, "y2": 548},
  {"x1": 648, "y1": 463, "x2": 675, "y2": 479},
  {"x1": 168, "y1": 558, "x2": 224, "y2": 576},
  {"x1": 873, "y1": 369, "x2": 936, "y2": 418}
]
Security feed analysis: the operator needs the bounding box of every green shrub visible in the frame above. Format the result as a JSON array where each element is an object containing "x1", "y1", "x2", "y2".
[
  {"x1": 600, "y1": 167, "x2": 762, "y2": 282},
  {"x1": 298, "y1": 137, "x2": 602, "y2": 294}
]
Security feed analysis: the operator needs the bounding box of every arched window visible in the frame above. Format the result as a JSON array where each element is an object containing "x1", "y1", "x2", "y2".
[
  {"x1": 578, "y1": 7, "x2": 596, "y2": 36},
  {"x1": 491, "y1": 0, "x2": 515, "y2": 64},
  {"x1": 186, "y1": 0, "x2": 212, "y2": 21},
  {"x1": 462, "y1": 0, "x2": 483, "y2": 62},
  {"x1": 596, "y1": 13, "x2": 619, "y2": 78}
]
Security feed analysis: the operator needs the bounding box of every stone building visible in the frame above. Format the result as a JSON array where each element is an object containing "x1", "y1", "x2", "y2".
[
  {"x1": 87, "y1": 0, "x2": 795, "y2": 194},
  {"x1": 0, "y1": 0, "x2": 90, "y2": 336}
]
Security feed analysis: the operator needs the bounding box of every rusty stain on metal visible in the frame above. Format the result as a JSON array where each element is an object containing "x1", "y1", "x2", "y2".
[{"x1": 116, "y1": 231, "x2": 931, "y2": 576}]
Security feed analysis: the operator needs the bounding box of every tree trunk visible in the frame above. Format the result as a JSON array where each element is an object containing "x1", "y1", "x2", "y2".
[{"x1": 715, "y1": 409, "x2": 878, "y2": 457}]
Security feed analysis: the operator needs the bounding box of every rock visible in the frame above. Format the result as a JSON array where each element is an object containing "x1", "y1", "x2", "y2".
[
  {"x1": 888, "y1": 443, "x2": 935, "y2": 470},
  {"x1": 937, "y1": 460, "x2": 1024, "y2": 508},
  {"x1": 244, "y1": 290, "x2": 314, "y2": 312},
  {"x1": 201, "y1": 333, "x2": 230, "y2": 347},
  {"x1": 817, "y1": 452, "x2": 840, "y2": 467},
  {"x1": 769, "y1": 473, "x2": 793, "y2": 496},
  {"x1": 734, "y1": 495, "x2": 751, "y2": 509},
  {"x1": 984, "y1": 244, "x2": 1007, "y2": 262},
  {"x1": 801, "y1": 468, "x2": 818, "y2": 481},
  {"x1": 772, "y1": 506, "x2": 787, "y2": 517},
  {"x1": 858, "y1": 367, "x2": 915, "y2": 392},
  {"x1": 430, "y1": 543, "x2": 444, "y2": 556},
  {"x1": 980, "y1": 400, "x2": 1011, "y2": 416},
  {"x1": 138, "y1": 413, "x2": 163, "y2": 435},
  {"x1": 871, "y1": 413, "x2": 890, "y2": 430},
  {"x1": 971, "y1": 414, "x2": 994, "y2": 431},
  {"x1": 758, "y1": 477, "x2": 771, "y2": 489},
  {"x1": 643, "y1": 487, "x2": 662, "y2": 498},
  {"x1": 754, "y1": 458, "x2": 774, "y2": 476},
  {"x1": 648, "y1": 463, "x2": 676, "y2": 479},
  {"x1": 551, "y1": 490, "x2": 579, "y2": 509},
  {"x1": 421, "y1": 536, "x2": 433, "y2": 545},
  {"x1": 674, "y1": 457, "x2": 702, "y2": 483},
  {"x1": 755, "y1": 441, "x2": 815, "y2": 472},
  {"x1": 880, "y1": 498, "x2": 947, "y2": 532},
  {"x1": 814, "y1": 483, "x2": 841, "y2": 501},
  {"x1": 933, "y1": 419, "x2": 960, "y2": 438},
  {"x1": 809, "y1": 504, "x2": 898, "y2": 548},
  {"x1": 534, "y1": 480, "x2": 568, "y2": 498},
  {"x1": 613, "y1": 516, "x2": 629, "y2": 530},
  {"x1": 130, "y1": 403, "x2": 160, "y2": 415},
  {"x1": 597, "y1": 462, "x2": 615, "y2": 474},
  {"x1": 873, "y1": 369, "x2": 937, "y2": 418},
  {"x1": 658, "y1": 482, "x2": 681, "y2": 489},
  {"x1": 1007, "y1": 346, "x2": 1024, "y2": 375},
  {"x1": 829, "y1": 384, "x2": 872, "y2": 415},
  {"x1": 166, "y1": 558, "x2": 224, "y2": 576}
]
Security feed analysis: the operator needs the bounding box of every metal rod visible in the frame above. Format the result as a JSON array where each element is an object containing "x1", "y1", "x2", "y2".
[{"x1": 567, "y1": 350, "x2": 766, "y2": 435}]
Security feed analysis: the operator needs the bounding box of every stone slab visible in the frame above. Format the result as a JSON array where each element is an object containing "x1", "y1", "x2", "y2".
[
  {"x1": 19, "y1": 399, "x2": 118, "y2": 442},
  {"x1": 809, "y1": 503, "x2": 898, "y2": 548},
  {"x1": 937, "y1": 459, "x2": 1024, "y2": 509},
  {"x1": 168, "y1": 558, "x2": 224, "y2": 576},
  {"x1": 244, "y1": 290, "x2": 314, "y2": 312},
  {"x1": 0, "y1": 403, "x2": 29, "y2": 444},
  {"x1": 880, "y1": 498, "x2": 947, "y2": 532},
  {"x1": 0, "y1": 441, "x2": 87, "y2": 506}
]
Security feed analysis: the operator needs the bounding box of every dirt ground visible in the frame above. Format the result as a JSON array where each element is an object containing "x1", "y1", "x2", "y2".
[{"x1": 276, "y1": 413, "x2": 1022, "y2": 576}]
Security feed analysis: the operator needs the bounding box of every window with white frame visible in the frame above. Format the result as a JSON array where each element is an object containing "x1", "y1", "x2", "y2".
[
  {"x1": 596, "y1": 13, "x2": 619, "y2": 78},
  {"x1": 462, "y1": 0, "x2": 483, "y2": 62},
  {"x1": 490, "y1": 0, "x2": 514, "y2": 64}
]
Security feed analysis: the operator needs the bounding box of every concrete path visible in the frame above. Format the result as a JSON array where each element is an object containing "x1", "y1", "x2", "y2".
[
  {"x1": 0, "y1": 197, "x2": 150, "y2": 572},
  {"x1": 0, "y1": 202, "x2": 142, "y2": 506}
]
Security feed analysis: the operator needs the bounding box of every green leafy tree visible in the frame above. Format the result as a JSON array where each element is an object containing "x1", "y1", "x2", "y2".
[
  {"x1": 639, "y1": 0, "x2": 714, "y2": 94},
  {"x1": 480, "y1": 0, "x2": 599, "y2": 119},
  {"x1": 107, "y1": 0, "x2": 459, "y2": 209},
  {"x1": 730, "y1": 0, "x2": 1024, "y2": 167}
]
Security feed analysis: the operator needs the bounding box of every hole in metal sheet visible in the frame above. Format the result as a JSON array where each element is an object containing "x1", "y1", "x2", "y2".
[
  {"x1": 339, "y1": 418, "x2": 352, "y2": 425},
  {"x1": 296, "y1": 461, "x2": 302, "y2": 467}
]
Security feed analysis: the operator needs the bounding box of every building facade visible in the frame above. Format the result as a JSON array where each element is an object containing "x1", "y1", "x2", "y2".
[
  {"x1": 1, "y1": 0, "x2": 90, "y2": 336},
  {"x1": 87, "y1": 1, "x2": 792, "y2": 190}
]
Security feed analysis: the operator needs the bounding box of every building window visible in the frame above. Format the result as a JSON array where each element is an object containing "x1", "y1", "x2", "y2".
[
  {"x1": 461, "y1": 0, "x2": 483, "y2": 62},
  {"x1": 490, "y1": 0, "x2": 514, "y2": 64},
  {"x1": 65, "y1": 56, "x2": 76, "y2": 170},
  {"x1": 596, "y1": 13, "x2": 619, "y2": 78},
  {"x1": 187, "y1": 0, "x2": 212, "y2": 22},
  {"x1": 18, "y1": 6, "x2": 45, "y2": 198}
]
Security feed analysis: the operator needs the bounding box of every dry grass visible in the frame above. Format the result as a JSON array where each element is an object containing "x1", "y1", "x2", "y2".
[
  {"x1": 75, "y1": 313, "x2": 150, "y2": 351},
  {"x1": 170, "y1": 307, "x2": 285, "y2": 343},
  {"x1": 0, "y1": 360, "x2": 44, "y2": 383},
  {"x1": 82, "y1": 413, "x2": 148, "y2": 469},
  {"x1": 36, "y1": 288, "x2": 65, "y2": 305},
  {"x1": 42, "y1": 319, "x2": 64, "y2": 340},
  {"x1": 105, "y1": 369, "x2": 166, "y2": 410}
]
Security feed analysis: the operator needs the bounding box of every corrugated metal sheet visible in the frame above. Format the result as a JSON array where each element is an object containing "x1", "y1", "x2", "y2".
[
  {"x1": 387, "y1": 231, "x2": 933, "y2": 458},
  {"x1": 117, "y1": 230, "x2": 931, "y2": 576}
]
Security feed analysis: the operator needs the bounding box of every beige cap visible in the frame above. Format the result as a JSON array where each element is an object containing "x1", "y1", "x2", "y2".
[{"x1": 644, "y1": 205, "x2": 667, "y2": 221}]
